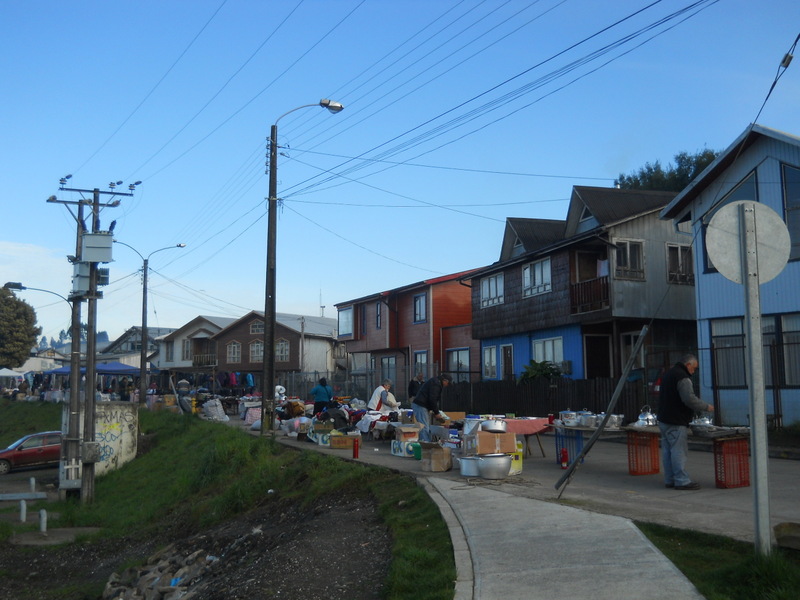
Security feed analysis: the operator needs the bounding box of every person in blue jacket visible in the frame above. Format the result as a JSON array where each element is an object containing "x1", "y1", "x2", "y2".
[{"x1": 309, "y1": 377, "x2": 333, "y2": 415}]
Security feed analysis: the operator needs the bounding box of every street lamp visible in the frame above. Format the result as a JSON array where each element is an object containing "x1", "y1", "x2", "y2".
[
  {"x1": 3, "y1": 282, "x2": 71, "y2": 305},
  {"x1": 262, "y1": 99, "x2": 344, "y2": 434},
  {"x1": 114, "y1": 242, "x2": 186, "y2": 404}
]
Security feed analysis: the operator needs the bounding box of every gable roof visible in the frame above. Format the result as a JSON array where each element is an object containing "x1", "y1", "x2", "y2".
[
  {"x1": 500, "y1": 218, "x2": 565, "y2": 260},
  {"x1": 162, "y1": 315, "x2": 238, "y2": 341},
  {"x1": 565, "y1": 186, "x2": 675, "y2": 236},
  {"x1": 103, "y1": 326, "x2": 177, "y2": 354},
  {"x1": 661, "y1": 123, "x2": 800, "y2": 220},
  {"x1": 334, "y1": 269, "x2": 479, "y2": 308},
  {"x1": 213, "y1": 310, "x2": 338, "y2": 339}
]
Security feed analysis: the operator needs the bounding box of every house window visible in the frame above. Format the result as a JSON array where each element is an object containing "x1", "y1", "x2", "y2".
[
  {"x1": 614, "y1": 240, "x2": 644, "y2": 280},
  {"x1": 250, "y1": 340, "x2": 263, "y2": 363},
  {"x1": 532, "y1": 337, "x2": 563, "y2": 364},
  {"x1": 181, "y1": 339, "x2": 192, "y2": 361},
  {"x1": 482, "y1": 346, "x2": 497, "y2": 378},
  {"x1": 480, "y1": 274, "x2": 504, "y2": 308},
  {"x1": 165, "y1": 341, "x2": 174, "y2": 362},
  {"x1": 782, "y1": 314, "x2": 800, "y2": 385},
  {"x1": 413, "y1": 294, "x2": 427, "y2": 323},
  {"x1": 414, "y1": 351, "x2": 428, "y2": 374},
  {"x1": 250, "y1": 320, "x2": 264, "y2": 335},
  {"x1": 704, "y1": 171, "x2": 758, "y2": 271},
  {"x1": 227, "y1": 341, "x2": 241, "y2": 364},
  {"x1": 338, "y1": 307, "x2": 353, "y2": 336},
  {"x1": 276, "y1": 339, "x2": 289, "y2": 362},
  {"x1": 783, "y1": 164, "x2": 800, "y2": 260},
  {"x1": 447, "y1": 348, "x2": 470, "y2": 383},
  {"x1": 381, "y1": 356, "x2": 396, "y2": 384},
  {"x1": 667, "y1": 244, "x2": 694, "y2": 284},
  {"x1": 522, "y1": 257, "x2": 551, "y2": 297},
  {"x1": 711, "y1": 318, "x2": 745, "y2": 388},
  {"x1": 376, "y1": 302, "x2": 382, "y2": 329}
]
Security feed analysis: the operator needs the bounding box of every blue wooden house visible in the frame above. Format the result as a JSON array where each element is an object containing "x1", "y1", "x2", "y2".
[{"x1": 661, "y1": 124, "x2": 800, "y2": 426}]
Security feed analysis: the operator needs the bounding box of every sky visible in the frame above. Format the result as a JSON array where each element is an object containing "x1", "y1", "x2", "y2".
[{"x1": 2, "y1": 0, "x2": 799, "y2": 344}]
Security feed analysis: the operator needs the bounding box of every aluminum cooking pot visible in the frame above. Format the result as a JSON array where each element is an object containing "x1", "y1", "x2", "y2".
[
  {"x1": 476, "y1": 454, "x2": 512, "y2": 480},
  {"x1": 578, "y1": 413, "x2": 596, "y2": 427},
  {"x1": 458, "y1": 456, "x2": 481, "y2": 477},
  {"x1": 480, "y1": 419, "x2": 508, "y2": 434}
]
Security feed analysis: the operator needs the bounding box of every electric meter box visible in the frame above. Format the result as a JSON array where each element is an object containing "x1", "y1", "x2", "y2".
[{"x1": 81, "y1": 232, "x2": 114, "y2": 263}]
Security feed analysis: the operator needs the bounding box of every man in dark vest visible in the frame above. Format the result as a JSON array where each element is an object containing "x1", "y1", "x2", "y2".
[
  {"x1": 656, "y1": 354, "x2": 714, "y2": 490},
  {"x1": 411, "y1": 373, "x2": 452, "y2": 442}
]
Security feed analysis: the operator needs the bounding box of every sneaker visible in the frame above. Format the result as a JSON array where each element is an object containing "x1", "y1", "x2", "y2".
[
  {"x1": 675, "y1": 482, "x2": 701, "y2": 490},
  {"x1": 664, "y1": 483, "x2": 675, "y2": 488}
]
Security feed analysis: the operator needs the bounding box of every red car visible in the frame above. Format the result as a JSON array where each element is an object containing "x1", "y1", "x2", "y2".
[{"x1": 0, "y1": 431, "x2": 62, "y2": 475}]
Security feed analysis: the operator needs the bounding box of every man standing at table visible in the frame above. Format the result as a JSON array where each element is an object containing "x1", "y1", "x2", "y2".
[
  {"x1": 412, "y1": 373, "x2": 453, "y2": 442},
  {"x1": 657, "y1": 354, "x2": 714, "y2": 490}
]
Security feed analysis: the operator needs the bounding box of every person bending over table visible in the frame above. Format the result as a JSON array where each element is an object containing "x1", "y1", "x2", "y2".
[{"x1": 411, "y1": 373, "x2": 453, "y2": 442}]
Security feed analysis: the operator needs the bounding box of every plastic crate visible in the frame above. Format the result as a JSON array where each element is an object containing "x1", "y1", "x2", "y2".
[
  {"x1": 554, "y1": 428, "x2": 584, "y2": 465},
  {"x1": 713, "y1": 437, "x2": 750, "y2": 488},
  {"x1": 626, "y1": 430, "x2": 660, "y2": 475}
]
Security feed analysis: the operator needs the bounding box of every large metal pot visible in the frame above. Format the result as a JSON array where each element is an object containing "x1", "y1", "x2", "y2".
[
  {"x1": 480, "y1": 419, "x2": 507, "y2": 434},
  {"x1": 458, "y1": 456, "x2": 481, "y2": 477},
  {"x1": 476, "y1": 454, "x2": 512, "y2": 480},
  {"x1": 578, "y1": 413, "x2": 596, "y2": 428},
  {"x1": 559, "y1": 410, "x2": 578, "y2": 427}
]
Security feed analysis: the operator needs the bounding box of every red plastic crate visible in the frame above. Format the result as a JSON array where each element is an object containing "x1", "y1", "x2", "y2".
[
  {"x1": 713, "y1": 437, "x2": 750, "y2": 488},
  {"x1": 627, "y1": 430, "x2": 660, "y2": 475}
]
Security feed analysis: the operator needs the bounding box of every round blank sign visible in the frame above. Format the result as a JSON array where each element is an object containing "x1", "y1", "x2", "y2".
[{"x1": 706, "y1": 200, "x2": 790, "y2": 284}]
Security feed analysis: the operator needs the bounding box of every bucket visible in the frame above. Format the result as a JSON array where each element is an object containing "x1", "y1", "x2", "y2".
[
  {"x1": 409, "y1": 442, "x2": 422, "y2": 460},
  {"x1": 458, "y1": 456, "x2": 481, "y2": 477}
]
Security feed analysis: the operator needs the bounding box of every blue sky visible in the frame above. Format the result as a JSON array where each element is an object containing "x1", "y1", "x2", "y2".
[{"x1": 2, "y1": 0, "x2": 799, "y2": 343}]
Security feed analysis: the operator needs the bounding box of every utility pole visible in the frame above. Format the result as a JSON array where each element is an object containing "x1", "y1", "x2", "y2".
[{"x1": 48, "y1": 178, "x2": 138, "y2": 503}]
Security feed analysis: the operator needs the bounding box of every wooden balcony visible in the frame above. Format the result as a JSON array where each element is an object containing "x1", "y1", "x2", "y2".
[
  {"x1": 193, "y1": 354, "x2": 218, "y2": 367},
  {"x1": 570, "y1": 276, "x2": 609, "y2": 314}
]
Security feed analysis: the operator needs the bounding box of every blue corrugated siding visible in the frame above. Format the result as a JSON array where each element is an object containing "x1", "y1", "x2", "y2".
[{"x1": 481, "y1": 324, "x2": 584, "y2": 380}]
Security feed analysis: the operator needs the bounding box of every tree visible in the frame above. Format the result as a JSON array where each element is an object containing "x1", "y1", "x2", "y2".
[
  {"x1": 615, "y1": 149, "x2": 719, "y2": 192},
  {"x1": 0, "y1": 287, "x2": 41, "y2": 368},
  {"x1": 38, "y1": 335, "x2": 48, "y2": 350}
]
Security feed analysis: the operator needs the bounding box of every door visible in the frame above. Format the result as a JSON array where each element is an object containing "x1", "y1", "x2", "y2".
[
  {"x1": 584, "y1": 335, "x2": 611, "y2": 378},
  {"x1": 501, "y1": 345, "x2": 514, "y2": 381}
]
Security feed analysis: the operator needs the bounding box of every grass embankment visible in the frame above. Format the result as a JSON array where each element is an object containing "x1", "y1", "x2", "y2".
[
  {"x1": 0, "y1": 400, "x2": 455, "y2": 599},
  {"x1": 2, "y1": 400, "x2": 800, "y2": 599}
]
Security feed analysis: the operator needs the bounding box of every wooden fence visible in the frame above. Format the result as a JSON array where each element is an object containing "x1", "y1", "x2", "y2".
[{"x1": 439, "y1": 377, "x2": 653, "y2": 425}]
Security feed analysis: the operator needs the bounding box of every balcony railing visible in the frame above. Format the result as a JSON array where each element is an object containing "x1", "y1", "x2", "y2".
[
  {"x1": 193, "y1": 354, "x2": 218, "y2": 367},
  {"x1": 570, "y1": 276, "x2": 609, "y2": 314}
]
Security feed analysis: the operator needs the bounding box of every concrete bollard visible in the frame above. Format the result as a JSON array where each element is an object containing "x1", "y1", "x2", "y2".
[
  {"x1": 30, "y1": 477, "x2": 36, "y2": 492},
  {"x1": 20, "y1": 500, "x2": 27, "y2": 523},
  {"x1": 39, "y1": 509, "x2": 47, "y2": 534}
]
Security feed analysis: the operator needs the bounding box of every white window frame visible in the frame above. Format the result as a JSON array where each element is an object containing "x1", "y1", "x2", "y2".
[
  {"x1": 532, "y1": 337, "x2": 563, "y2": 364},
  {"x1": 227, "y1": 341, "x2": 241, "y2": 364},
  {"x1": 250, "y1": 340, "x2": 263, "y2": 363},
  {"x1": 165, "y1": 341, "x2": 174, "y2": 362},
  {"x1": 522, "y1": 257, "x2": 551, "y2": 297},
  {"x1": 480, "y1": 273, "x2": 504, "y2": 308},
  {"x1": 338, "y1": 307, "x2": 353, "y2": 336},
  {"x1": 276, "y1": 338, "x2": 289, "y2": 362},
  {"x1": 614, "y1": 239, "x2": 645, "y2": 280},
  {"x1": 483, "y1": 346, "x2": 497, "y2": 378},
  {"x1": 250, "y1": 320, "x2": 264, "y2": 335},
  {"x1": 181, "y1": 339, "x2": 192, "y2": 361},
  {"x1": 666, "y1": 243, "x2": 694, "y2": 285}
]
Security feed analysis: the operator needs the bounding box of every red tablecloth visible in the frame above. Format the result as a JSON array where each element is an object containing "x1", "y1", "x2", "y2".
[{"x1": 502, "y1": 418, "x2": 550, "y2": 435}]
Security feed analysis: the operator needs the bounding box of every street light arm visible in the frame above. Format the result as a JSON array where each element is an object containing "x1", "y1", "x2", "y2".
[
  {"x1": 147, "y1": 243, "x2": 187, "y2": 261},
  {"x1": 3, "y1": 282, "x2": 71, "y2": 305},
  {"x1": 273, "y1": 99, "x2": 345, "y2": 126}
]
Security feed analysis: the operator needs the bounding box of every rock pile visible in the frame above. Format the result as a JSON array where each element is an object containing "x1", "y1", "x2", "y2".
[{"x1": 102, "y1": 526, "x2": 261, "y2": 600}]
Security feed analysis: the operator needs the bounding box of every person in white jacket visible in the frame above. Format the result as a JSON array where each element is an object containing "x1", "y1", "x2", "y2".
[{"x1": 367, "y1": 379, "x2": 400, "y2": 415}]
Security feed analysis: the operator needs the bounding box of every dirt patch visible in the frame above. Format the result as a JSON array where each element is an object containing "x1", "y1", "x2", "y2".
[{"x1": 0, "y1": 493, "x2": 391, "y2": 600}]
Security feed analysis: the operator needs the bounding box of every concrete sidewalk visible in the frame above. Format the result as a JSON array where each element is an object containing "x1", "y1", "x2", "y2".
[{"x1": 264, "y1": 423, "x2": 800, "y2": 600}]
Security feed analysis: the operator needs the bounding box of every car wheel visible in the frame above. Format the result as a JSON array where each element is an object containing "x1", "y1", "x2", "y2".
[{"x1": 0, "y1": 460, "x2": 11, "y2": 475}]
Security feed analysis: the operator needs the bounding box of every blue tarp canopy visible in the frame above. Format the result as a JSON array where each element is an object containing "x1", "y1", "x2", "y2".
[{"x1": 45, "y1": 361, "x2": 146, "y2": 376}]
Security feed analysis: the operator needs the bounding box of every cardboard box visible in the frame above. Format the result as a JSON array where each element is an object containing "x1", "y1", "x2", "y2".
[
  {"x1": 329, "y1": 434, "x2": 361, "y2": 449},
  {"x1": 462, "y1": 431, "x2": 516, "y2": 455},
  {"x1": 313, "y1": 422, "x2": 334, "y2": 433},
  {"x1": 420, "y1": 442, "x2": 452, "y2": 472},
  {"x1": 508, "y1": 451, "x2": 523, "y2": 475},
  {"x1": 394, "y1": 426, "x2": 420, "y2": 442},
  {"x1": 400, "y1": 410, "x2": 415, "y2": 424},
  {"x1": 391, "y1": 440, "x2": 416, "y2": 458},
  {"x1": 439, "y1": 411, "x2": 466, "y2": 426}
]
